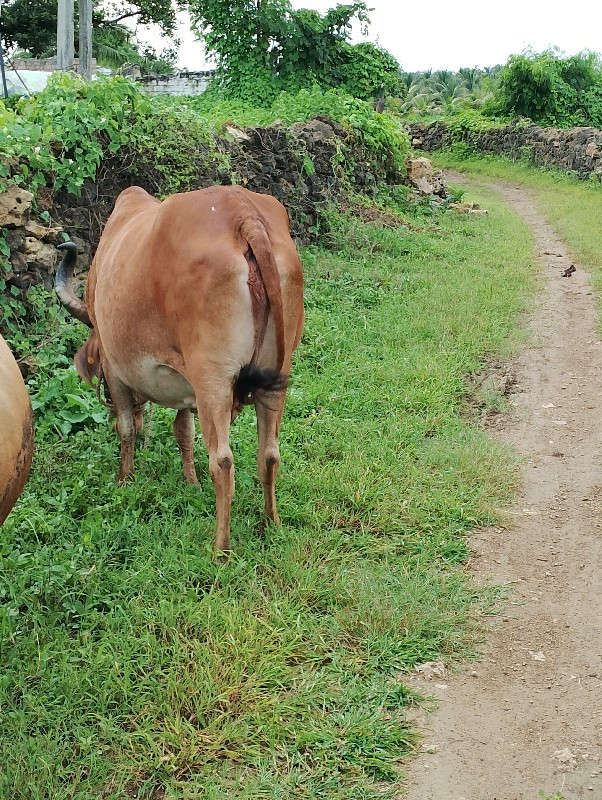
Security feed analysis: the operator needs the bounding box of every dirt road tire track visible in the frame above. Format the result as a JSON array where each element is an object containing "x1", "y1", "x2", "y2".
[{"x1": 404, "y1": 173, "x2": 602, "y2": 800}]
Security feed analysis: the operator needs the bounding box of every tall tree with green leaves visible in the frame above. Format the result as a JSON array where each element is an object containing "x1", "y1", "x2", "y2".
[
  {"x1": 188, "y1": 0, "x2": 291, "y2": 101},
  {"x1": 188, "y1": 0, "x2": 400, "y2": 102}
]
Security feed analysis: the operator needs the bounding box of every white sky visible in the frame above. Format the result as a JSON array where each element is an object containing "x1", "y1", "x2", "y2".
[{"x1": 132, "y1": 1, "x2": 602, "y2": 73}]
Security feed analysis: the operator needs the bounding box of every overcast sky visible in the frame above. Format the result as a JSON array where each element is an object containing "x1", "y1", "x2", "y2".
[{"x1": 134, "y1": 0, "x2": 602, "y2": 73}]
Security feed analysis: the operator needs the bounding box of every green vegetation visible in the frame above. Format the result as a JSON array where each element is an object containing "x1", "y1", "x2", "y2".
[
  {"x1": 398, "y1": 66, "x2": 501, "y2": 116},
  {"x1": 431, "y1": 152, "x2": 602, "y2": 307},
  {"x1": 539, "y1": 792, "x2": 574, "y2": 800},
  {"x1": 400, "y1": 49, "x2": 602, "y2": 128},
  {"x1": 190, "y1": 84, "x2": 410, "y2": 176},
  {"x1": 1, "y1": 6, "x2": 596, "y2": 795},
  {"x1": 2, "y1": 0, "x2": 401, "y2": 98},
  {"x1": 492, "y1": 49, "x2": 602, "y2": 127},
  {"x1": 189, "y1": 0, "x2": 401, "y2": 102},
  {"x1": 1, "y1": 188, "x2": 536, "y2": 797},
  {"x1": 0, "y1": 74, "x2": 409, "y2": 202},
  {"x1": 1, "y1": 75, "x2": 158, "y2": 197}
]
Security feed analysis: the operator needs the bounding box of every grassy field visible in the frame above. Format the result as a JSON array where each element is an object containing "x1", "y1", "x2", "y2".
[
  {"x1": 432, "y1": 152, "x2": 602, "y2": 307},
  {"x1": 1, "y1": 192, "x2": 535, "y2": 799}
]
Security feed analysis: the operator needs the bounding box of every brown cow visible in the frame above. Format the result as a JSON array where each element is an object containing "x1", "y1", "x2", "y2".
[
  {"x1": 0, "y1": 334, "x2": 34, "y2": 525},
  {"x1": 56, "y1": 185, "x2": 304, "y2": 550}
]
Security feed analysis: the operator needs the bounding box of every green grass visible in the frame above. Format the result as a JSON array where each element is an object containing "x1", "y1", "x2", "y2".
[
  {"x1": 1, "y1": 196, "x2": 535, "y2": 799},
  {"x1": 539, "y1": 792, "x2": 575, "y2": 800},
  {"x1": 431, "y1": 151, "x2": 602, "y2": 312}
]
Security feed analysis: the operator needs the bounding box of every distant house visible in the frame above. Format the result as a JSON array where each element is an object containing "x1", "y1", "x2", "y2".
[
  {"x1": 1, "y1": 58, "x2": 215, "y2": 97},
  {"x1": 3, "y1": 57, "x2": 98, "y2": 95}
]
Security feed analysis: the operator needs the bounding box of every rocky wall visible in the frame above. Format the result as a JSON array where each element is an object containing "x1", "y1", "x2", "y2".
[
  {"x1": 0, "y1": 185, "x2": 64, "y2": 292},
  {"x1": 0, "y1": 115, "x2": 439, "y2": 346},
  {"x1": 16, "y1": 116, "x2": 405, "y2": 283},
  {"x1": 407, "y1": 121, "x2": 602, "y2": 179},
  {"x1": 136, "y1": 72, "x2": 214, "y2": 97}
]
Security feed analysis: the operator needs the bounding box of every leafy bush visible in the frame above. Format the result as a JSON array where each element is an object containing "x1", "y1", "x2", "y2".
[
  {"x1": 130, "y1": 95, "x2": 230, "y2": 193},
  {"x1": 398, "y1": 51, "x2": 602, "y2": 127},
  {"x1": 29, "y1": 366, "x2": 107, "y2": 438},
  {"x1": 0, "y1": 283, "x2": 100, "y2": 436},
  {"x1": 445, "y1": 109, "x2": 504, "y2": 139},
  {"x1": 0, "y1": 282, "x2": 81, "y2": 359},
  {"x1": 1, "y1": 74, "x2": 409, "y2": 203},
  {"x1": 192, "y1": 85, "x2": 410, "y2": 174},
  {"x1": 0, "y1": 73, "x2": 230, "y2": 199},
  {"x1": 0, "y1": 73, "x2": 148, "y2": 196},
  {"x1": 334, "y1": 42, "x2": 403, "y2": 99},
  {"x1": 0, "y1": 280, "x2": 104, "y2": 438},
  {"x1": 492, "y1": 49, "x2": 602, "y2": 127}
]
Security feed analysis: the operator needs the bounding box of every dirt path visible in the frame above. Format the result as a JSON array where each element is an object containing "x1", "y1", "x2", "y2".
[{"x1": 404, "y1": 173, "x2": 602, "y2": 800}]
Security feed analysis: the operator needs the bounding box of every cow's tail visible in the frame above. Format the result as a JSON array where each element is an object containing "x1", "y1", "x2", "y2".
[
  {"x1": 55, "y1": 242, "x2": 92, "y2": 327},
  {"x1": 233, "y1": 364, "x2": 289, "y2": 407},
  {"x1": 239, "y1": 217, "x2": 285, "y2": 372}
]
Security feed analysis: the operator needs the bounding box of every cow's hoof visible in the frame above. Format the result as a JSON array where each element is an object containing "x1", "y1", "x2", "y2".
[
  {"x1": 214, "y1": 547, "x2": 231, "y2": 562},
  {"x1": 258, "y1": 514, "x2": 281, "y2": 536}
]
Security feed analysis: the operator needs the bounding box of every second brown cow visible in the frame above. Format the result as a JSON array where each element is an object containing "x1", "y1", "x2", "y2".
[
  {"x1": 56, "y1": 185, "x2": 304, "y2": 550},
  {"x1": 0, "y1": 334, "x2": 34, "y2": 525}
]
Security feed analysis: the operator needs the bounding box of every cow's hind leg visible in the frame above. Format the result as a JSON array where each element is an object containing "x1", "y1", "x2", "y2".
[
  {"x1": 103, "y1": 367, "x2": 137, "y2": 483},
  {"x1": 193, "y1": 382, "x2": 235, "y2": 551},
  {"x1": 255, "y1": 390, "x2": 286, "y2": 529},
  {"x1": 174, "y1": 408, "x2": 199, "y2": 484}
]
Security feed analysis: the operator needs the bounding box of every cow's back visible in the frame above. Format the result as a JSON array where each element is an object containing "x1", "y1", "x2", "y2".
[
  {"x1": 89, "y1": 186, "x2": 303, "y2": 393},
  {"x1": 0, "y1": 334, "x2": 33, "y2": 524}
]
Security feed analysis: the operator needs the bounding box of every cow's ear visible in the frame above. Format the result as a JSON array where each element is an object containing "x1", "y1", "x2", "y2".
[{"x1": 74, "y1": 333, "x2": 101, "y2": 386}]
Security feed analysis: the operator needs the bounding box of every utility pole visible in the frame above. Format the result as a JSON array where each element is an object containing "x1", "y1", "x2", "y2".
[
  {"x1": 0, "y1": 36, "x2": 9, "y2": 99},
  {"x1": 78, "y1": 0, "x2": 93, "y2": 80},
  {"x1": 0, "y1": 4, "x2": 10, "y2": 98},
  {"x1": 57, "y1": 0, "x2": 74, "y2": 70}
]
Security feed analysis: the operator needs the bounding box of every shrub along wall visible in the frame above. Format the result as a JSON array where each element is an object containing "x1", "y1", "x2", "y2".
[
  {"x1": 56, "y1": 115, "x2": 402, "y2": 263},
  {"x1": 407, "y1": 121, "x2": 602, "y2": 179},
  {"x1": 1, "y1": 75, "x2": 414, "y2": 322}
]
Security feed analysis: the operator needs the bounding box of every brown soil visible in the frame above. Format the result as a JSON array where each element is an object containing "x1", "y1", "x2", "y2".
[{"x1": 403, "y1": 173, "x2": 602, "y2": 800}]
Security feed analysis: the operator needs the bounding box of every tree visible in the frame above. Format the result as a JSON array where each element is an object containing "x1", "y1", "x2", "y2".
[
  {"x1": 1, "y1": 0, "x2": 180, "y2": 63},
  {"x1": 188, "y1": 0, "x2": 400, "y2": 102},
  {"x1": 275, "y1": 4, "x2": 369, "y2": 89},
  {"x1": 1, "y1": 0, "x2": 60, "y2": 55},
  {"x1": 188, "y1": 0, "x2": 291, "y2": 101}
]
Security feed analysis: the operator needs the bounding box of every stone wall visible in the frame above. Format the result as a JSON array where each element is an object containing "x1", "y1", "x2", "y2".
[
  {"x1": 10, "y1": 58, "x2": 97, "y2": 73},
  {"x1": 136, "y1": 71, "x2": 215, "y2": 96},
  {"x1": 0, "y1": 185, "x2": 64, "y2": 294},
  {"x1": 1, "y1": 116, "x2": 407, "y2": 303},
  {"x1": 407, "y1": 121, "x2": 602, "y2": 179}
]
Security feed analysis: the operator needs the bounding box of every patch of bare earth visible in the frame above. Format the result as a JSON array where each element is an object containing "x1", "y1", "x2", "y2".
[{"x1": 403, "y1": 173, "x2": 602, "y2": 800}]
